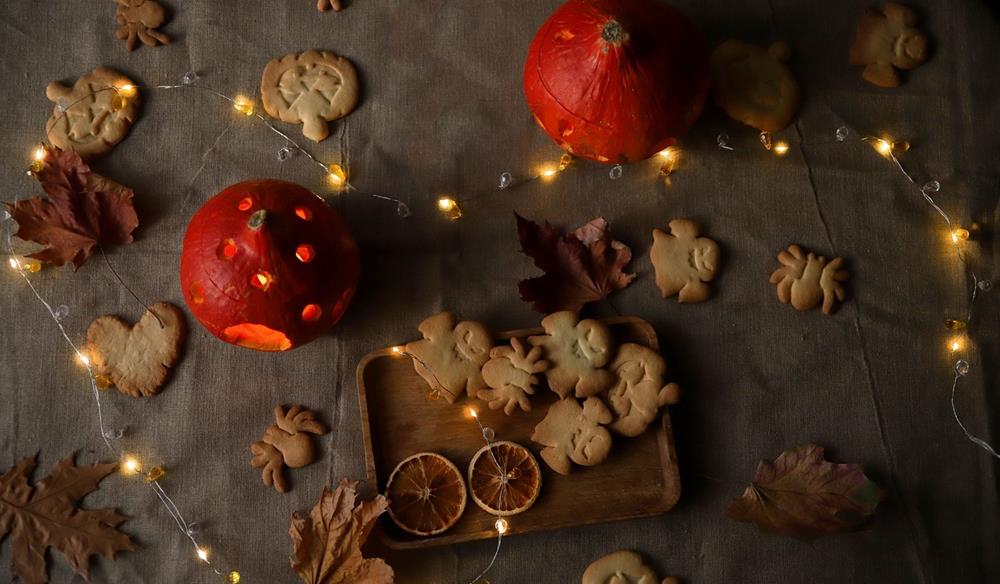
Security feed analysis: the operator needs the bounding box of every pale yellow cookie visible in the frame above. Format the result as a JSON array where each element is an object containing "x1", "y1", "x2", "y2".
[
  {"x1": 583, "y1": 550, "x2": 675, "y2": 584},
  {"x1": 531, "y1": 397, "x2": 612, "y2": 475},
  {"x1": 45, "y1": 67, "x2": 141, "y2": 159},
  {"x1": 650, "y1": 219, "x2": 720, "y2": 304},
  {"x1": 478, "y1": 338, "x2": 549, "y2": 415},
  {"x1": 261, "y1": 49, "x2": 359, "y2": 143},
  {"x1": 85, "y1": 302, "x2": 185, "y2": 397},
  {"x1": 606, "y1": 344, "x2": 680, "y2": 437},
  {"x1": 769, "y1": 244, "x2": 849, "y2": 315},
  {"x1": 850, "y1": 3, "x2": 929, "y2": 88},
  {"x1": 711, "y1": 40, "x2": 800, "y2": 132},
  {"x1": 405, "y1": 312, "x2": 492, "y2": 403},
  {"x1": 528, "y1": 311, "x2": 615, "y2": 399}
]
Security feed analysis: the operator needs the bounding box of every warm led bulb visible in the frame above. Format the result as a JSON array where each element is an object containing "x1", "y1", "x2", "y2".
[
  {"x1": 873, "y1": 138, "x2": 893, "y2": 157},
  {"x1": 327, "y1": 164, "x2": 347, "y2": 189},
  {"x1": 948, "y1": 336, "x2": 965, "y2": 353},
  {"x1": 233, "y1": 96, "x2": 255, "y2": 117},
  {"x1": 495, "y1": 518, "x2": 509, "y2": 534},
  {"x1": 76, "y1": 352, "x2": 91, "y2": 367},
  {"x1": 8, "y1": 258, "x2": 18, "y2": 270},
  {"x1": 118, "y1": 84, "x2": 137, "y2": 98},
  {"x1": 438, "y1": 197, "x2": 455, "y2": 211},
  {"x1": 437, "y1": 197, "x2": 462, "y2": 220},
  {"x1": 773, "y1": 142, "x2": 790, "y2": 156},
  {"x1": 950, "y1": 228, "x2": 969, "y2": 244},
  {"x1": 390, "y1": 346, "x2": 404, "y2": 356},
  {"x1": 121, "y1": 456, "x2": 141, "y2": 475},
  {"x1": 468, "y1": 407, "x2": 478, "y2": 419},
  {"x1": 196, "y1": 547, "x2": 209, "y2": 562},
  {"x1": 32, "y1": 146, "x2": 47, "y2": 162},
  {"x1": 540, "y1": 167, "x2": 558, "y2": 179},
  {"x1": 658, "y1": 147, "x2": 677, "y2": 161}
]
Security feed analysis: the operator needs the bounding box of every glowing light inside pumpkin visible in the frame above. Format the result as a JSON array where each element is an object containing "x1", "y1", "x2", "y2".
[
  {"x1": 237, "y1": 197, "x2": 253, "y2": 211},
  {"x1": 295, "y1": 244, "x2": 315, "y2": 263},
  {"x1": 294, "y1": 206, "x2": 313, "y2": 221},
  {"x1": 251, "y1": 271, "x2": 273, "y2": 291},
  {"x1": 217, "y1": 239, "x2": 238, "y2": 260},
  {"x1": 301, "y1": 304, "x2": 323, "y2": 322},
  {"x1": 222, "y1": 323, "x2": 293, "y2": 352},
  {"x1": 189, "y1": 282, "x2": 205, "y2": 305}
]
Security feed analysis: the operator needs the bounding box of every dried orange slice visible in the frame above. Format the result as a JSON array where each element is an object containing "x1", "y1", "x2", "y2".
[
  {"x1": 468, "y1": 441, "x2": 542, "y2": 517},
  {"x1": 385, "y1": 452, "x2": 467, "y2": 536}
]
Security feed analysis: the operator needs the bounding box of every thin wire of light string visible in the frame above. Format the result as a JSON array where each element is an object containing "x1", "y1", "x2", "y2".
[{"x1": 4, "y1": 174, "x2": 236, "y2": 579}]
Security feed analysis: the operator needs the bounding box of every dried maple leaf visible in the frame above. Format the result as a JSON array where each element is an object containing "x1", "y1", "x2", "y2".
[
  {"x1": 289, "y1": 479, "x2": 393, "y2": 584},
  {"x1": 0, "y1": 452, "x2": 136, "y2": 584},
  {"x1": 726, "y1": 444, "x2": 885, "y2": 539},
  {"x1": 515, "y1": 213, "x2": 636, "y2": 313},
  {"x1": 4, "y1": 147, "x2": 138, "y2": 269}
]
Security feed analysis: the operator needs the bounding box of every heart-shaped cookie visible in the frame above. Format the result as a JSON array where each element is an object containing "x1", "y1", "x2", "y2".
[{"x1": 86, "y1": 302, "x2": 186, "y2": 397}]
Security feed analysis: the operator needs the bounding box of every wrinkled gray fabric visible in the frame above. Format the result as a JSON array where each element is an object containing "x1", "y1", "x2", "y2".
[{"x1": 1, "y1": 1, "x2": 998, "y2": 583}]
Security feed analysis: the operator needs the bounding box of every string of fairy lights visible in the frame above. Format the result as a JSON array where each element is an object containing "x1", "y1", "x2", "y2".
[{"x1": 4, "y1": 66, "x2": 997, "y2": 584}]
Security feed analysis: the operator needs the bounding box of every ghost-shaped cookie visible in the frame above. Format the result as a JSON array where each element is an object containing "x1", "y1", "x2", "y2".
[
  {"x1": 583, "y1": 550, "x2": 678, "y2": 584},
  {"x1": 711, "y1": 40, "x2": 801, "y2": 132},
  {"x1": 531, "y1": 397, "x2": 613, "y2": 475},
  {"x1": 477, "y1": 338, "x2": 549, "y2": 415},
  {"x1": 605, "y1": 344, "x2": 680, "y2": 437},
  {"x1": 528, "y1": 311, "x2": 615, "y2": 399},
  {"x1": 650, "y1": 219, "x2": 720, "y2": 304},
  {"x1": 850, "y1": 3, "x2": 929, "y2": 88},
  {"x1": 405, "y1": 312, "x2": 492, "y2": 403}
]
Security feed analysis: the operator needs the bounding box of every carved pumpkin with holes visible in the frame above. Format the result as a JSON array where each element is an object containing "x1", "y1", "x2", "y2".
[{"x1": 180, "y1": 179, "x2": 360, "y2": 351}]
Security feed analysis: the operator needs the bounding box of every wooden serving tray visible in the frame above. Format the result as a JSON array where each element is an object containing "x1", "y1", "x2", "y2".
[{"x1": 356, "y1": 316, "x2": 680, "y2": 550}]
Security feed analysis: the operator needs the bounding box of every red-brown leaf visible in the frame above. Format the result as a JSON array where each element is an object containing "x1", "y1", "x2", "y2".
[
  {"x1": 289, "y1": 479, "x2": 393, "y2": 584},
  {"x1": 0, "y1": 452, "x2": 136, "y2": 584},
  {"x1": 516, "y1": 213, "x2": 636, "y2": 313},
  {"x1": 4, "y1": 148, "x2": 138, "y2": 269},
  {"x1": 726, "y1": 444, "x2": 885, "y2": 539}
]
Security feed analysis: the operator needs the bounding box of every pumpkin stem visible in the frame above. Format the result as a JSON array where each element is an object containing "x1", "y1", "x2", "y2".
[
  {"x1": 601, "y1": 20, "x2": 627, "y2": 45},
  {"x1": 248, "y1": 209, "x2": 267, "y2": 230}
]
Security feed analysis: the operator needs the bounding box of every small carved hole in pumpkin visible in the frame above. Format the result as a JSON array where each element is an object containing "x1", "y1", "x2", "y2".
[
  {"x1": 217, "y1": 239, "x2": 238, "y2": 260},
  {"x1": 251, "y1": 271, "x2": 273, "y2": 291},
  {"x1": 237, "y1": 197, "x2": 253, "y2": 212},
  {"x1": 222, "y1": 323, "x2": 292, "y2": 352},
  {"x1": 294, "y1": 206, "x2": 313, "y2": 221},
  {"x1": 295, "y1": 244, "x2": 315, "y2": 263},
  {"x1": 301, "y1": 304, "x2": 322, "y2": 322},
  {"x1": 189, "y1": 282, "x2": 205, "y2": 305}
]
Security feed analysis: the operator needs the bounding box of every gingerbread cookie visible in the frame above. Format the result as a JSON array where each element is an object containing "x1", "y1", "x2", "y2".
[
  {"x1": 316, "y1": 0, "x2": 342, "y2": 11},
  {"x1": 769, "y1": 244, "x2": 849, "y2": 315},
  {"x1": 85, "y1": 302, "x2": 186, "y2": 398},
  {"x1": 650, "y1": 219, "x2": 720, "y2": 304},
  {"x1": 531, "y1": 397, "x2": 613, "y2": 475},
  {"x1": 711, "y1": 40, "x2": 801, "y2": 132},
  {"x1": 45, "y1": 68, "x2": 141, "y2": 159},
  {"x1": 250, "y1": 405, "x2": 329, "y2": 493},
  {"x1": 528, "y1": 311, "x2": 615, "y2": 399},
  {"x1": 605, "y1": 344, "x2": 680, "y2": 437},
  {"x1": 850, "y1": 3, "x2": 929, "y2": 88},
  {"x1": 115, "y1": 0, "x2": 170, "y2": 51},
  {"x1": 261, "y1": 50, "x2": 359, "y2": 143},
  {"x1": 405, "y1": 312, "x2": 492, "y2": 403},
  {"x1": 478, "y1": 338, "x2": 549, "y2": 415},
  {"x1": 583, "y1": 550, "x2": 678, "y2": 584}
]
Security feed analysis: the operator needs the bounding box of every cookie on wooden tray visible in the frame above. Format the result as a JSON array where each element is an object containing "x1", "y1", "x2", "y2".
[
  {"x1": 710, "y1": 40, "x2": 800, "y2": 132},
  {"x1": 650, "y1": 219, "x2": 720, "y2": 304},
  {"x1": 605, "y1": 343, "x2": 680, "y2": 437},
  {"x1": 850, "y1": 3, "x2": 929, "y2": 88},
  {"x1": 85, "y1": 302, "x2": 185, "y2": 397},
  {"x1": 261, "y1": 49, "x2": 359, "y2": 143},
  {"x1": 405, "y1": 312, "x2": 492, "y2": 403},
  {"x1": 528, "y1": 311, "x2": 615, "y2": 399},
  {"x1": 478, "y1": 337, "x2": 549, "y2": 415},
  {"x1": 769, "y1": 244, "x2": 849, "y2": 315},
  {"x1": 531, "y1": 396, "x2": 613, "y2": 475},
  {"x1": 45, "y1": 67, "x2": 141, "y2": 159}
]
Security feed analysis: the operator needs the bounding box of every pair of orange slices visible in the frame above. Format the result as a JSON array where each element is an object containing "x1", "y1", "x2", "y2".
[{"x1": 385, "y1": 441, "x2": 542, "y2": 536}]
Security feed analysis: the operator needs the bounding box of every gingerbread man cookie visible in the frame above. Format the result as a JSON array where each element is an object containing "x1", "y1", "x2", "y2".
[
  {"x1": 45, "y1": 68, "x2": 141, "y2": 159},
  {"x1": 478, "y1": 338, "x2": 549, "y2": 415},
  {"x1": 583, "y1": 550, "x2": 679, "y2": 584},
  {"x1": 528, "y1": 311, "x2": 615, "y2": 399},
  {"x1": 405, "y1": 312, "x2": 492, "y2": 403},
  {"x1": 769, "y1": 244, "x2": 849, "y2": 315},
  {"x1": 531, "y1": 397, "x2": 613, "y2": 475},
  {"x1": 261, "y1": 50, "x2": 359, "y2": 143},
  {"x1": 850, "y1": 3, "x2": 929, "y2": 88},
  {"x1": 650, "y1": 219, "x2": 721, "y2": 304},
  {"x1": 711, "y1": 40, "x2": 801, "y2": 132},
  {"x1": 250, "y1": 405, "x2": 329, "y2": 493},
  {"x1": 605, "y1": 344, "x2": 680, "y2": 437},
  {"x1": 115, "y1": 0, "x2": 170, "y2": 51}
]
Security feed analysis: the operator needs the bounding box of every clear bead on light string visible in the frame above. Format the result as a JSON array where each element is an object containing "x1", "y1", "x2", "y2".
[
  {"x1": 608, "y1": 164, "x2": 623, "y2": 180},
  {"x1": 53, "y1": 304, "x2": 69, "y2": 322},
  {"x1": 498, "y1": 172, "x2": 512, "y2": 190},
  {"x1": 557, "y1": 153, "x2": 573, "y2": 171},
  {"x1": 955, "y1": 360, "x2": 970, "y2": 376},
  {"x1": 276, "y1": 146, "x2": 294, "y2": 162},
  {"x1": 716, "y1": 133, "x2": 733, "y2": 150},
  {"x1": 978, "y1": 280, "x2": 993, "y2": 292},
  {"x1": 481, "y1": 427, "x2": 495, "y2": 442},
  {"x1": 922, "y1": 180, "x2": 941, "y2": 194},
  {"x1": 181, "y1": 71, "x2": 200, "y2": 85},
  {"x1": 759, "y1": 131, "x2": 773, "y2": 150},
  {"x1": 835, "y1": 126, "x2": 849, "y2": 142},
  {"x1": 395, "y1": 202, "x2": 412, "y2": 218}
]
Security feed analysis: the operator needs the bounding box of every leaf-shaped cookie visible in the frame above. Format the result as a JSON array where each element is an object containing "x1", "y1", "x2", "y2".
[
  {"x1": 4, "y1": 148, "x2": 138, "y2": 269},
  {"x1": 289, "y1": 479, "x2": 393, "y2": 584},
  {"x1": 0, "y1": 452, "x2": 136, "y2": 584},
  {"x1": 726, "y1": 444, "x2": 885, "y2": 539}
]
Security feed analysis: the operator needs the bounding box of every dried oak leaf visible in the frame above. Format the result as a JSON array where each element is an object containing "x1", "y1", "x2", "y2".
[
  {"x1": 726, "y1": 444, "x2": 885, "y2": 540},
  {"x1": 516, "y1": 213, "x2": 636, "y2": 313},
  {"x1": 4, "y1": 147, "x2": 138, "y2": 269},
  {"x1": 0, "y1": 452, "x2": 136, "y2": 584},
  {"x1": 290, "y1": 479, "x2": 394, "y2": 584}
]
